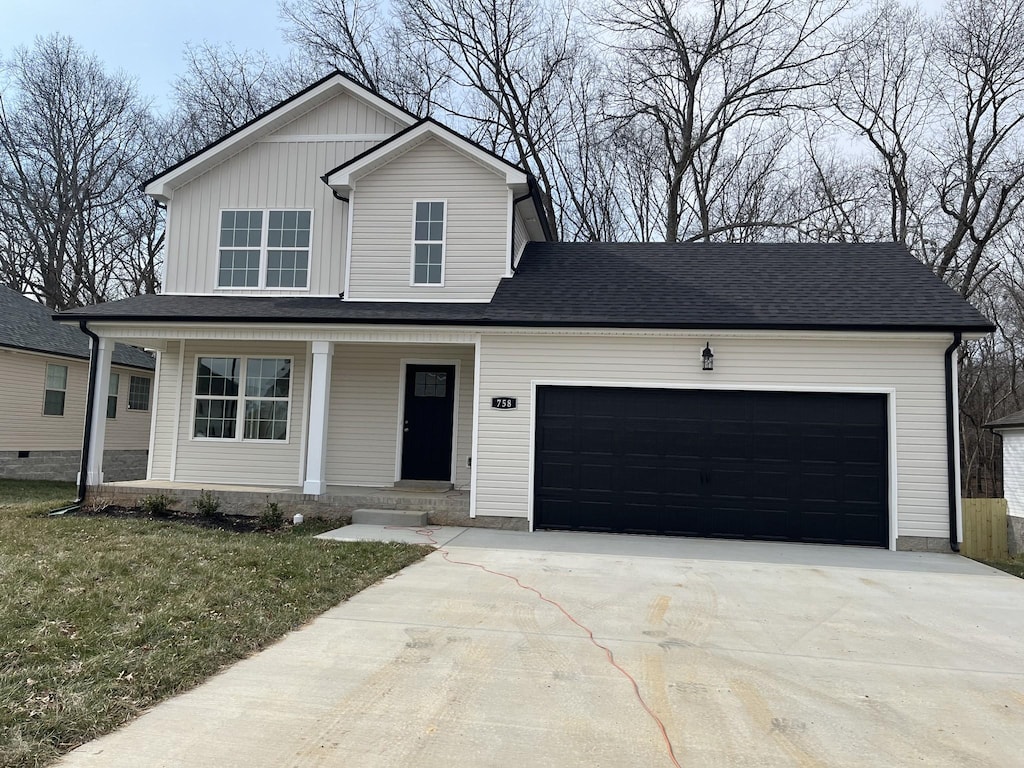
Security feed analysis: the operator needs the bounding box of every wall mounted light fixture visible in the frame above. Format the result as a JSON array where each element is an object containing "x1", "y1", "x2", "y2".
[{"x1": 701, "y1": 342, "x2": 714, "y2": 371}]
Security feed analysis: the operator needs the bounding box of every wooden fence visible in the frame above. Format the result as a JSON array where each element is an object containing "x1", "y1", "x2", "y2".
[{"x1": 961, "y1": 498, "x2": 1009, "y2": 560}]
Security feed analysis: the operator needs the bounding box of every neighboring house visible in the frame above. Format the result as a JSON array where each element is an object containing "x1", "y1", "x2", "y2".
[
  {"x1": 0, "y1": 287, "x2": 155, "y2": 481},
  {"x1": 984, "y1": 410, "x2": 1024, "y2": 554},
  {"x1": 57, "y1": 71, "x2": 993, "y2": 551}
]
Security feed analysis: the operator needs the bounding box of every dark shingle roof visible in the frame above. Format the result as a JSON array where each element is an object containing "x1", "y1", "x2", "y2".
[
  {"x1": 55, "y1": 242, "x2": 993, "y2": 332},
  {"x1": 985, "y1": 409, "x2": 1024, "y2": 430},
  {"x1": 0, "y1": 287, "x2": 155, "y2": 369},
  {"x1": 489, "y1": 242, "x2": 994, "y2": 330}
]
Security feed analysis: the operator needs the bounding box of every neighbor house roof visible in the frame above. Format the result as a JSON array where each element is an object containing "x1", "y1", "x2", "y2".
[
  {"x1": 1, "y1": 287, "x2": 154, "y2": 369},
  {"x1": 55, "y1": 242, "x2": 994, "y2": 333},
  {"x1": 985, "y1": 409, "x2": 1024, "y2": 430}
]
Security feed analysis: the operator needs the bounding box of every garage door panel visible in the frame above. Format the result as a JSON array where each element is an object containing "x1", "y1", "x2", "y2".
[{"x1": 534, "y1": 386, "x2": 888, "y2": 547}]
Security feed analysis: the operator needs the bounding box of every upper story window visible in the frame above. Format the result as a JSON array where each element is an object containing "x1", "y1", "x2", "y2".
[
  {"x1": 412, "y1": 201, "x2": 446, "y2": 285},
  {"x1": 43, "y1": 363, "x2": 67, "y2": 416},
  {"x1": 218, "y1": 210, "x2": 311, "y2": 289}
]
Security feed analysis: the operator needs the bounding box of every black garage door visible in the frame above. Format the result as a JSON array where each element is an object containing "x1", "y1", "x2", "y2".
[{"x1": 534, "y1": 386, "x2": 888, "y2": 547}]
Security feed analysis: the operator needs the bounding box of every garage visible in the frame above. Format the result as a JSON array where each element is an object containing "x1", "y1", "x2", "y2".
[{"x1": 534, "y1": 385, "x2": 889, "y2": 546}]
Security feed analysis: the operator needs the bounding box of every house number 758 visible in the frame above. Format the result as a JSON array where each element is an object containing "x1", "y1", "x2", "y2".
[{"x1": 491, "y1": 397, "x2": 517, "y2": 409}]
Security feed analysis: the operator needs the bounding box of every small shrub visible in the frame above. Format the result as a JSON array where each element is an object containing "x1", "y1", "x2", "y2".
[
  {"x1": 139, "y1": 494, "x2": 177, "y2": 516},
  {"x1": 192, "y1": 490, "x2": 222, "y2": 518},
  {"x1": 258, "y1": 499, "x2": 283, "y2": 531}
]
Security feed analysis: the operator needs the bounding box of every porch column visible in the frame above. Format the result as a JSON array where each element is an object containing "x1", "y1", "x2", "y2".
[
  {"x1": 303, "y1": 341, "x2": 334, "y2": 495},
  {"x1": 84, "y1": 335, "x2": 112, "y2": 486}
]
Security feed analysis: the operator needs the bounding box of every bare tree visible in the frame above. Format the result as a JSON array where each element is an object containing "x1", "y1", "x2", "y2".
[
  {"x1": 822, "y1": 0, "x2": 935, "y2": 247},
  {"x1": 930, "y1": 0, "x2": 1024, "y2": 299},
  {"x1": 170, "y1": 42, "x2": 320, "y2": 154},
  {"x1": 0, "y1": 35, "x2": 158, "y2": 308},
  {"x1": 604, "y1": 0, "x2": 850, "y2": 242}
]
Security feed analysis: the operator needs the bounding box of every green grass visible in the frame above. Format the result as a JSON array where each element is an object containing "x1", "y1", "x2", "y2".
[
  {"x1": 0, "y1": 480, "x2": 428, "y2": 767},
  {"x1": 978, "y1": 557, "x2": 1024, "y2": 579}
]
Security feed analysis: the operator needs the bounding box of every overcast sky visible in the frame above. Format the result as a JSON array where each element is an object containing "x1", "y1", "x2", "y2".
[
  {"x1": 2, "y1": 0, "x2": 949, "y2": 110},
  {"x1": 0, "y1": 0, "x2": 292, "y2": 107}
]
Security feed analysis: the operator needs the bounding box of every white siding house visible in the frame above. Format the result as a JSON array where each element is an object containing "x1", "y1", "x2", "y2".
[{"x1": 58, "y1": 71, "x2": 993, "y2": 551}]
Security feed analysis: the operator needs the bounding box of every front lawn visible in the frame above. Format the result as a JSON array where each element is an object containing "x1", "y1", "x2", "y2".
[
  {"x1": 978, "y1": 557, "x2": 1024, "y2": 579},
  {"x1": 0, "y1": 480, "x2": 427, "y2": 767}
]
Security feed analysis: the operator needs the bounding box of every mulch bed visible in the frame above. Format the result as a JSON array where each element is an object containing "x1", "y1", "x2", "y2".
[{"x1": 64, "y1": 505, "x2": 272, "y2": 533}]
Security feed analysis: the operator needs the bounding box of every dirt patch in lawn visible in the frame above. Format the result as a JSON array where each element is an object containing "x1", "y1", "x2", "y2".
[{"x1": 68, "y1": 504, "x2": 273, "y2": 533}]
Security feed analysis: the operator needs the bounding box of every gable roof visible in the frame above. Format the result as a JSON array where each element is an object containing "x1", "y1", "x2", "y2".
[
  {"x1": 144, "y1": 70, "x2": 417, "y2": 203},
  {"x1": 0, "y1": 287, "x2": 155, "y2": 369},
  {"x1": 56, "y1": 242, "x2": 992, "y2": 333},
  {"x1": 322, "y1": 118, "x2": 529, "y2": 192},
  {"x1": 321, "y1": 117, "x2": 550, "y2": 241}
]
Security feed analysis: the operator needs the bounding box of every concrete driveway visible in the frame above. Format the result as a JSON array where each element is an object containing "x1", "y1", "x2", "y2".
[{"x1": 59, "y1": 530, "x2": 1024, "y2": 767}]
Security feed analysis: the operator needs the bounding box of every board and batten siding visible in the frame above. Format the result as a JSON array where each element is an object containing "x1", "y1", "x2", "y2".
[
  {"x1": 167, "y1": 341, "x2": 307, "y2": 486},
  {"x1": 473, "y1": 333, "x2": 952, "y2": 541},
  {"x1": 0, "y1": 347, "x2": 152, "y2": 451},
  {"x1": 163, "y1": 92, "x2": 404, "y2": 296},
  {"x1": 348, "y1": 138, "x2": 510, "y2": 301},
  {"x1": 326, "y1": 343, "x2": 475, "y2": 487}
]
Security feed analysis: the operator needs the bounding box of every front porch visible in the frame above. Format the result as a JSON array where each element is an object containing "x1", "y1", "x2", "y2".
[{"x1": 89, "y1": 479, "x2": 505, "y2": 527}]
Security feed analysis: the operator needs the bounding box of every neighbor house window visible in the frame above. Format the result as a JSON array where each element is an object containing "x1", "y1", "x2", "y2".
[
  {"x1": 217, "y1": 210, "x2": 311, "y2": 289},
  {"x1": 43, "y1": 364, "x2": 67, "y2": 416},
  {"x1": 193, "y1": 356, "x2": 291, "y2": 441},
  {"x1": 128, "y1": 375, "x2": 151, "y2": 411},
  {"x1": 107, "y1": 372, "x2": 119, "y2": 419},
  {"x1": 412, "y1": 201, "x2": 445, "y2": 285}
]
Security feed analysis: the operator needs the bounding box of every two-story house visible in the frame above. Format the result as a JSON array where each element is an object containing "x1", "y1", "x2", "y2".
[{"x1": 59, "y1": 71, "x2": 993, "y2": 551}]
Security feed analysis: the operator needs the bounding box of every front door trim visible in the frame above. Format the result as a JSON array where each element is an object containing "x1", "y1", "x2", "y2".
[
  {"x1": 395, "y1": 358, "x2": 461, "y2": 483},
  {"x1": 527, "y1": 379, "x2": 898, "y2": 550}
]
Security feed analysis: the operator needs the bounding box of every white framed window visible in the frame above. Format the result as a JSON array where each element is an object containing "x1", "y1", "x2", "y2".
[
  {"x1": 107, "y1": 372, "x2": 119, "y2": 419},
  {"x1": 411, "y1": 201, "x2": 446, "y2": 285},
  {"x1": 128, "y1": 375, "x2": 151, "y2": 411},
  {"x1": 43, "y1": 364, "x2": 67, "y2": 416},
  {"x1": 192, "y1": 356, "x2": 292, "y2": 441},
  {"x1": 217, "y1": 210, "x2": 311, "y2": 289}
]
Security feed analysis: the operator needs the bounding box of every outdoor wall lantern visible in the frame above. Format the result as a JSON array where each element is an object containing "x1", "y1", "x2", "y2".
[{"x1": 701, "y1": 342, "x2": 714, "y2": 371}]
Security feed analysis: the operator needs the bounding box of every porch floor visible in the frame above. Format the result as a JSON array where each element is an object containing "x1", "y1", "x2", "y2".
[
  {"x1": 95, "y1": 479, "x2": 474, "y2": 526},
  {"x1": 102, "y1": 479, "x2": 468, "y2": 501}
]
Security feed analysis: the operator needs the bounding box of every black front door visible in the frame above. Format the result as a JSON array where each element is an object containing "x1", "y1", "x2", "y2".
[{"x1": 400, "y1": 364, "x2": 456, "y2": 481}]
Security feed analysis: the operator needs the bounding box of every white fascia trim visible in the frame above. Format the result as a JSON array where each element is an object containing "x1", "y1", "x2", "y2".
[
  {"x1": 325, "y1": 122, "x2": 528, "y2": 195},
  {"x1": 145, "y1": 74, "x2": 414, "y2": 202}
]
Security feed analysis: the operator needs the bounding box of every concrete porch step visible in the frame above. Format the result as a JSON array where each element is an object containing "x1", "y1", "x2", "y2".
[
  {"x1": 393, "y1": 480, "x2": 454, "y2": 492},
  {"x1": 352, "y1": 508, "x2": 428, "y2": 526}
]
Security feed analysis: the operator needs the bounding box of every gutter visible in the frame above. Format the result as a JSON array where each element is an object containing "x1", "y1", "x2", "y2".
[
  {"x1": 944, "y1": 331, "x2": 963, "y2": 552},
  {"x1": 52, "y1": 321, "x2": 101, "y2": 513}
]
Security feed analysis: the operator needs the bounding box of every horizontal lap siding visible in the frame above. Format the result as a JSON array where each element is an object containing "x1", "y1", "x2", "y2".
[
  {"x1": 1002, "y1": 434, "x2": 1024, "y2": 518},
  {"x1": 349, "y1": 139, "x2": 509, "y2": 301},
  {"x1": 0, "y1": 349, "x2": 151, "y2": 452},
  {"x1": 164, "y1": 93, "x2": 403, "y2": 296},
  {"x1": 172, "y1": 341, "x2": 306, "y2": 486},
  {"x1": 104, "y1": 365, "x2": 154, "y2": 451},
  {"x1": 326, "y1": 344, "x2": 475, "y2": 487},
  {"x1": 474, "y1": 334, "x2": 950, "y2": 539}
]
